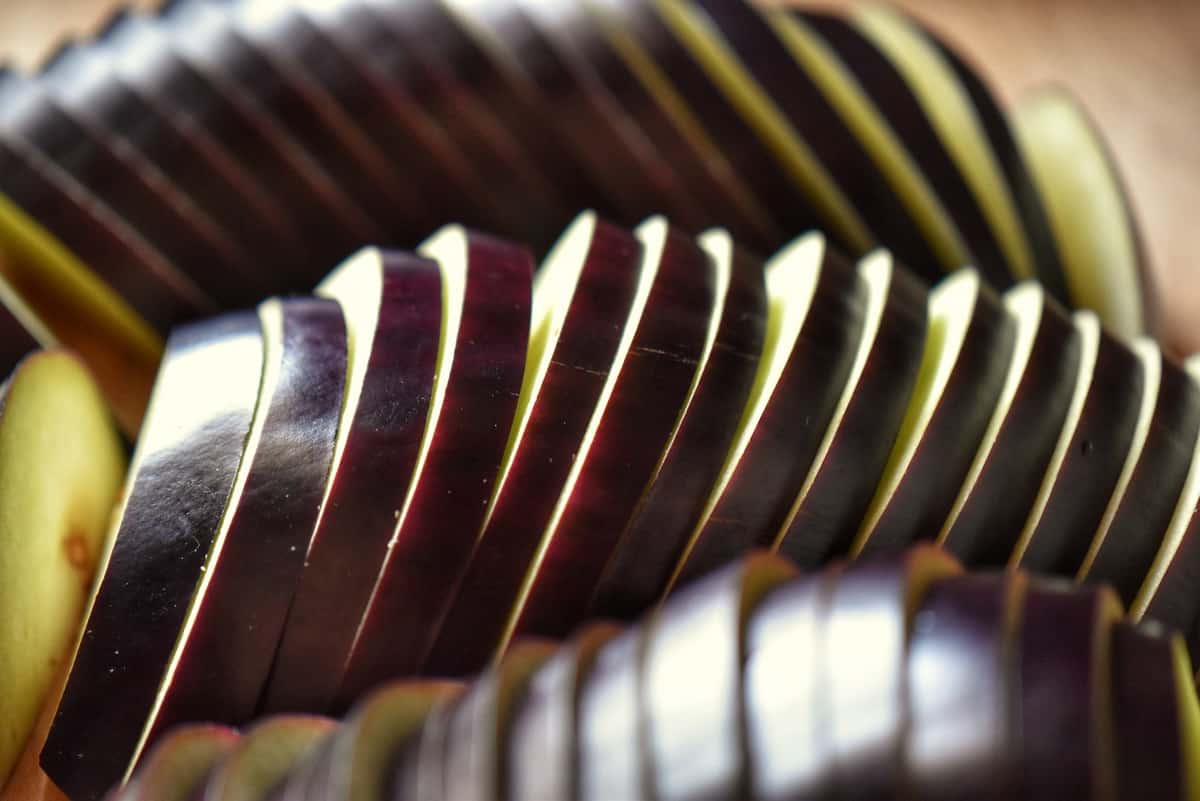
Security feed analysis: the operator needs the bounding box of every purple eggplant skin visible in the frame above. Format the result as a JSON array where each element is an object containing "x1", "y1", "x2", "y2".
[
  {"x1": 577, "y1": 627, "x2": 647, "y2": 801},
  {"x1": 510, "y1": 224, "x2": 718, "y2": 641},
  {"x1": 42, "y1": 311, "x2": 265, "y2": 801},
  {"x1": 691, "y1": 0, "x2": 941, "y2": 278},
  {"x1": 259, "y1": 251, "x2": 441, "y2": 716},
  {"x1": 422, "y1": 221, "x2": 643, "y2": 678},
  {"x1": 590, "y1": 0, "x2": 823, "y2": 241},
  {"x1": 797, "y1": 11, "x2": 1011, "y2": 285},
  {"x1": 1082, "y1": 354, "x2": 1200, "y2": 602},
  {"x1": 589, "y1": 240, "x2": 767, "y2": 621},
  {"x1": 1015, "y1": 325, "x2": 1145, "y2": 574},
  {"x1": 857, "y1": 276, "x2": 1017, "y2": 556},
  {"x1": 941, "y1": 292, "x2": 1082, "y2": 565},
  {"x1": 335, "y1": 233, "x2": 533, "y2": 709},
  {"x1": 1017, "y1": 582, "x2": 1122, "y2": 801},
  {"x1": 1111, "y1": 622, "x2": 1187, "y2": 801},
  {"x1": 775, "y1": 255, "x2": 928, "y2": 568},
  {"x1": 674, "y1": 242, "x2": 869, "y2": 586},
  {"x1": 142, "y1": 298, "x2": 349, "y2": 746},
  {"x1": 1142, "y1": 508, "x2": 1200, "y2": 663},
  {"x1": 0, "y1": 304, "x2": 39, "y2": 378},
  {"x1": 907, "y1": 572, "x2": 1026, "y2": 801}
]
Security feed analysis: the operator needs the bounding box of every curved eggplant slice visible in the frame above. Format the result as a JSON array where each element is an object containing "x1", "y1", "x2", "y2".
[
  {"x1": 335, "y1": 230, "x2": 532, "y2": 707},
  {"x1": 0, "y1": 351, "x2": 125, "y2": 787},
  {"x1": 506, "y1": 624, "x2": 621, "y2": 801},
  {"x1": 1081, "y1": 348, "x2": 1200, "y2": 602},
  {"x1": 938, "y1": 284, "x2": 1081, "y2": 565},
  {"x1": 823, "y1": 546, "x2": 961, "y2": 798},
  {"x1": 260, "y1": 249, "x2": 442, "y2": 715},
  {"x1": 774, "y1": 250, "x2": 927, "y2": 568},
  {"x1": 577, "y1": 626, "x2": 646, "y2": 801},
  {"x1": 199, "y1": 716, "x2": 333, "y2": 801},
  {"x1": 112, "y1": 726, "x2": 239, "y2": 801},
  {"x1": 850, "y1": 7, "x2": 1047, "y2": 290},
  {"x1": 797, "y1": 11, "x2": 1011, "y2": 284},
  {"x1": 0, "y1": 277, "x2": 45, "y2": 376},
  {"x1": 387, "y1": 685, "x2": 467, "y2": 801},
  {"x1": 41, "y1": 312, "x2": 264, "y2": 801},
  {"x1": 140, "y1": 298, "x2": 347, "y2": 745},
  {"x1": 1013, "y1": 88, "x2": 1154, "y2": 342},
  {"x1": 588, "y1": 230, "x2": 766, "y2": 621},
  {"x1": 853, "y1": 269, "x2": 1016, "y2": 556},
  {"x1": 907, "y1": 572, "x2": 1027, "y2": 801},
  {"x1": 1017, "y1": 583, "x2": 1122, "y2": 801},
  {"x1": 671, "y1": 234, "x2": 868, "y2": 587},
  {"x1": 643, "y1": 553, "x2": 795, "y2": 801},
  {"x1": 1010, "y1": 313, "x2": 1145, "y2": 574}
]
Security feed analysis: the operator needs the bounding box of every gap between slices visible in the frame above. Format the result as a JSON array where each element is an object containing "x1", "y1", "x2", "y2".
[{"x1": 852, "y1": 5, "x2": 1035, "y2": 283}]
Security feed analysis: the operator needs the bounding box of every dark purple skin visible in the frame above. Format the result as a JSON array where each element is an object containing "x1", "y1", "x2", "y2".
[
  {"x1": 506, "y1": 624, "x2": 621, "y2": 801},
  {"x1": 673, "y1": 243, "x2": 869, "y2": 586},
  {"x1": 594, "y1": 0, "x2": 822, "y2": 241},
  {"x1": 40, "y1": 40, "x2": 312, "y2": 294},
  {"x1": 797, "y1": 12, "x2": 1012, "y2": 286},
  {"x1": 907, "y1": 572, "x2": 1025, "y2": 801},
  {"x1": 1017, "y1": 583, "x2": 1121, "y2": 801},
  {"x1": 775, "y1": 258, "x2": 927, "y2": 568},
  {"x1": 1111, "y1": 622, "x2": 1186, "y2": 801},
  {"x1": 473, "y1": 2, "x2": 705, "y2": 230},
  {"x1": 1142, "y1": 505, "x2": 1200, "y2": 664},
  {"x1": 589, "y1": 241, "x2": 766, "y2": 621},
  {"x1": 259, "y1": 251, "x2": 442, "y2": 715},
  {"x1": 1081, "y1": 353, "x2": 1200, "y2": 602},
  {"x1": 41, "y1": 311, "x2": 265, "y2": 801},
  {"x1": 940, "y1": 293, "x2": 1082, "y2": 566},
  {"x1": 361, "y1": 0, "x2": 618, "y2": 229},
  {"x1": 510, "y1": 225, "x2": 718, "y2": 642},
  {"x1": 0, "y1": 123, "x2": 211, "y2": 331},
  {"x1": 421, "y1": 221, "x2": 642, "y2": 678},
  {"x1": 108, "y1": 11, "x2": 371, "y2": 270},
  {"x1": 544, "y1": 2, "x2": 779, "y2": 251},
  {"x1": 576, "y1": 627, "x2": 647, "y2": 801},
  {"x1": 857, "y1": 278, "x2": 1017, "y2": 556},
  {"x1": 332, "y1": 0, "x2": 573, "y2": 251},
  {"x1": 0, "y1": 301, "x2": 39, "y2": 378},
  {"x1": 1015, "y1": 326, "x2": 1146, "y2": 574},
  {"x1": 140, "y1": 298, "x2": 348, "y2": 748},
  {"x1": 0, "y1": 70, "x2": 258, "y2": 310},
  {"x1": 915, "y1": 17, "x2": 1073, "y2": 304},
  {"x1": 691, "y1": 0, "x2": 941, "y2": 278},
  {"x1": 335, "y1": 233, "x2": 533, "y2": 709}
]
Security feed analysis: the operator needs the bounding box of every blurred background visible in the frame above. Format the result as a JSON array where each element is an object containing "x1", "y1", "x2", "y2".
[{"x1": 2, "y1": 0, "x2": 1197, "y2": 352}]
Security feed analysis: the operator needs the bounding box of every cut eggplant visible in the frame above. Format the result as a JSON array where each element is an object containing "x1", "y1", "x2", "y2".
[
  {"x1": 0, "y1": 351, "x2": 125, "y2": 787},
  {"x1": 199, "y1": 716, "x2": 333, "y2": 801},
  {"x1": 506, "y1": 624, "x2": 621, "y2": 801},
  {"x1": 112, "y1": 726, "x2": 239, "y2": 801},
  {"x1": 589, "y1": 229, "x2": 766, "y2": 620},
  {"x1": 336, "y1": 229, "x2": 532, "y2": 707},
  {"x1": 853, "y1": 269, "x2": 1016, "y2": 556},
  {"x1": 260, "y1": 248, "x2": 442, "y2": 714},
  {"x1": 1010, "y1": 313, "x2": 1146, "y2": 574},
  {"x1": 42, "y1": 312, "x2": 264, "y2": 801},
  {"x1": 774, "y1": 249, "x2": 927, "y2": 567},
  {"x1": 387, "y1": 685, "x2": 466, "y2": 801},
  {"x1": 1013, "y1": 88, "x2": 1153, "y2": 340},
  {"x1": 0, "y1": 277, "x2": 46, "y2": 376},
  {"x1": 671, "y1": 233, "x2": 867, "y2": 587},
  {"x1": 1081, "y1": 347, "x2": 1200, "y2": 602},
  {"x1": 420, "y1": 216, "x2": 643, "y2": 676},
  {"x1": 577, "y1": 627, "x2": 646, "y2": 801},
  {"x1": 938, "y1": 284, "x2": 1081, "y2": 565},
  {"x1": 139, "y1": 298, "x2": 347, "y2": 745},
  {"x1": 642, "y1": 553, "x2": 795, "y2": 800}
]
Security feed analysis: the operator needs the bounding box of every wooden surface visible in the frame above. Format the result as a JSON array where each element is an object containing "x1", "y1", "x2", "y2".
[{"x1": 2, "y1": 0, "x2": 1198, "y2": 351}]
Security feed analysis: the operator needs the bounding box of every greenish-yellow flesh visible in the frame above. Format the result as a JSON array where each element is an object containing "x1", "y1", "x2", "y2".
[
  {"x1": 1008, "y1": 310, "x2": 1100, "y2": 566},
  {"x1": 655, "y1": 0, "x2": 871, "y2": 252},
  {"x1": 125, "y1": 727, "x2": 236, "y2": 801},
  {"x1": 1013, "y1": 89, "x2": 1144, "y2": 341},
  {"x1": 853, "y1": 5, "x2": 1036, "y2": 282},
  {"x1": 938, "y1": 282, "x2": 1044, "y2": 541},
  {"x1": 0, "y1": 351, "x2": 125, "y2": 787},
  {"x1": 203, "y1": 716, "x2": 332, "y2": 801},
  {"x1": 667, "y1": 233, "x2": 826, "y2": 591},
  {"x1": 852, "y1": 269, "x2": 979, "y2": 553},
  {"x1": 766, "y1": 11, "x2": 968, "y2": 272}
]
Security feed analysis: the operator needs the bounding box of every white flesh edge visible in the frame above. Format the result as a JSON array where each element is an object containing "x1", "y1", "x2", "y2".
[{"x1": 0, "y1": 273, "x2": 54, "y2": 347}]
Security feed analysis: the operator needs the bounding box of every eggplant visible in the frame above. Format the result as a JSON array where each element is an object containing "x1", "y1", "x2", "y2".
[
  {"x1": 110, "y1": 726, "x2": 239, "y2": 801},
  {"x1": 198, "y1": 716, "x2": 333, "y2": 801}
]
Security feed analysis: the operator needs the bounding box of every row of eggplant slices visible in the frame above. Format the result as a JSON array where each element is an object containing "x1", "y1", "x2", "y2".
[
  {"x1": 16, "y1": 208, "x2": 1198, "y2": 801},
  {"x1": 115, "y1": 548, "x2": 1200, "y2": 801},
  {"x1": 0, "y1": 0, "x2": 1153, "y2": 439}
]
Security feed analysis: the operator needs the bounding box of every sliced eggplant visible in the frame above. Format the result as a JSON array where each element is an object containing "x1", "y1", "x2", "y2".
[
  {"x1": 199, "y1": 716, "x2": 333, "y2": 801},
  {"x1": 112, "y1": 726, "x2": 239, "y2": 801},
  {"x1": 577, "y1": 627, "x2": 646, "y2": 801}
]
